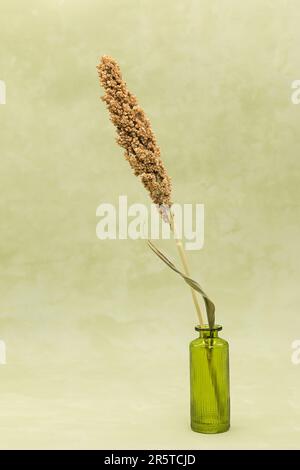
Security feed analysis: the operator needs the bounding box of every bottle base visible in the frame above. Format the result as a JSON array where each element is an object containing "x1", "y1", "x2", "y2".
[{"x1": 191, "y1": 421, "x2": 230, "y2": 434}]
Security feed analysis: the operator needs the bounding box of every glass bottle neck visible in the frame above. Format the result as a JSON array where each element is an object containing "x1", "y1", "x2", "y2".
[
  {"x1": 195, "y1": 324, "x2": 222, "y2": 338},
  {"x1": 198, "y1": 330, "x2": 219, "y2": 339}
]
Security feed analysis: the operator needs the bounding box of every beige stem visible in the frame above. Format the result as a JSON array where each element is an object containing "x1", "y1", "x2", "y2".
[{"x1": 169, "y1": 211, "x2": 205, "y2": 326}]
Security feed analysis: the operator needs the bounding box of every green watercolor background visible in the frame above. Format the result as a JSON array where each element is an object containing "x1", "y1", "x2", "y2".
[{"x1": 0, "y1": 0, "x2": 300, "y2": 449}]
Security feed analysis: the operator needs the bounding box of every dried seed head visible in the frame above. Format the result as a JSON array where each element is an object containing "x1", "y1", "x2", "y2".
[{"x1": 97, "y1": 55, "x2": 172, "y2": 207}]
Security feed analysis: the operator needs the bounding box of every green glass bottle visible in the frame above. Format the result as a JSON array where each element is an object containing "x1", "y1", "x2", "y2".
[{"x1": 190, "y1": 324, "x2": 230, "y2": 434}]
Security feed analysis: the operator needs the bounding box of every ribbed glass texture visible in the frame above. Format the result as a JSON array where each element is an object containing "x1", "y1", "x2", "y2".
[{"x1": 190, "y1": 325, "x2": 230, "y2": 433}]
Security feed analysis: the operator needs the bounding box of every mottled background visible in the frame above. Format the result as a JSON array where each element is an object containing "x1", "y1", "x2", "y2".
[{"x1": 0, "y1": 0, "x2": 300, "y2": 449}]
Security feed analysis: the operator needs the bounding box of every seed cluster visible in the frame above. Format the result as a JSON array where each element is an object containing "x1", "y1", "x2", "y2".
[{"x1": 97, "y1": 56, "x2": 172, "y2": 207}]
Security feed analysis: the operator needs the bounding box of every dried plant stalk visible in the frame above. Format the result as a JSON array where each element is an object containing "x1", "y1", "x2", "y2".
[
  {"x1": 169, "y1": 213, "x2": 206, "y2": 326},
  {"x1": 97, "y1": 55, "x2": 211, "y2": 327}
]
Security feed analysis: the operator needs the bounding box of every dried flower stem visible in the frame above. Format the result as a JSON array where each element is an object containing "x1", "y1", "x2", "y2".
[
  {"x1": 169, "y1": 212, "x2": 205, "y2": 326},
  {"x1": 97, "y1": 55, "x2": 207, "y2": 326}
]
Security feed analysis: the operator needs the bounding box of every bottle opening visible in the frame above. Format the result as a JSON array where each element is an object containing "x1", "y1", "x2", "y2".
[{"x1": 195, "y1": 324, "x2": 222, "y2": 332}]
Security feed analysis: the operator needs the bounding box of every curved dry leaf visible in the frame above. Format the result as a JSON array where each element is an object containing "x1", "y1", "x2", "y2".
[{"x1": 147, "y1": 240, "x2": 215, "y2": 329}]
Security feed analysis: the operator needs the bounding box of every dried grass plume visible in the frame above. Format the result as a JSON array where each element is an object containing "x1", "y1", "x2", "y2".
[{"x1": 97, "y1": 55, "x2": 172, "y2": 207}]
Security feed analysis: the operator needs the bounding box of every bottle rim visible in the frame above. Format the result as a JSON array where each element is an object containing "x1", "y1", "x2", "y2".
[{"x1": 195, "y1": 324, "x2": 222, "y2": 332}]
